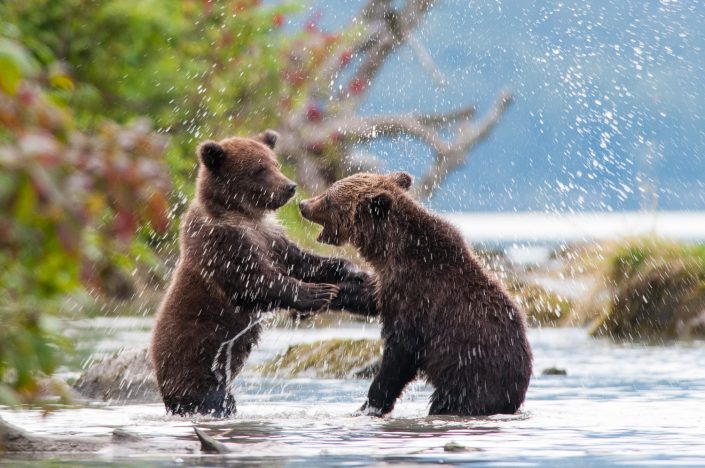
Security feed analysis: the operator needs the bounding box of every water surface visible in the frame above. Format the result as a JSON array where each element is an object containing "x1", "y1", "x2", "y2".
[{"x1": 2, "y1": 323, "x2": 704, "y2": 467}]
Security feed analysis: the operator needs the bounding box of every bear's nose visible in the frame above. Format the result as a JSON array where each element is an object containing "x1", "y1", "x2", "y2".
[
  {"x1": 285, "y1": 183, "x2": 297, "y2": 196},
  {"x1": 299, "y1": 200, "x2": 308, "y2": 213}
]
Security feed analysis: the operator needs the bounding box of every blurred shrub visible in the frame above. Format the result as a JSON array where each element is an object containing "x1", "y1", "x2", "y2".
[
  {"x1": 509, "y1": 281, "x2": 573, "y2": 327},
  {"x1": 575, "y1": 238, "x2": 705, "y2": 340},
  {"x1": 1, "y1": 0, "x2": 346, "y2": 246},
  {"x1": 0, "y1": 37, "x2": 170, "y2": 405},
  {"x1": 1, "y1": 0, "x2": 299, "y2": 190},
  {"x1": 0, "y1": 0, "x2": 338, "y2": 405}
]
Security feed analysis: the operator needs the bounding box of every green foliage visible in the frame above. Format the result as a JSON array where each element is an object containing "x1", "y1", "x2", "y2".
[
  {"x1": 0, "y1": 37, "x2": 170, "y2": 406},
  {"x1": 1, "y1": 0, "x2": 300, "y2": 190},
  {"x1": 0, "y1": 0, "x2": 326, "y2": 406},
  {"x1": 0, "y1": 298, "x2": 66, "y2": 405},
  {"x1": 510, "y1": 282, "x2": 573, "y2": 327}
]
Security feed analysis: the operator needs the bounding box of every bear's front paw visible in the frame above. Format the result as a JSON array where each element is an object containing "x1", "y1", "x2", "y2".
[
  {"x1": 297, "y1": 282, "x2": 339, "y2": 311},
  {"x1": 355, "y1": 401, "x2": 384, "y2": 417},
  {"x1": 343, "y1": 268, "x2": 371, "y2": 284},
  {"x1": 288, "y1": 309, "x2": 314, "y2": 322}
]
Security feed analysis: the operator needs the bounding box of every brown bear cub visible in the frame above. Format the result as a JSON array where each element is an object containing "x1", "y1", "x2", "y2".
[
  {"x1": 150, "y1": 131, "x2": 374, "y2": 417},
  {"x1": 299, "y1": 172, "x2": 532, "y2": 416}
]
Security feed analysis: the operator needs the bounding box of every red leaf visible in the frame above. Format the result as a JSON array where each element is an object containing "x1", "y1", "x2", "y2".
[
  {"x1": 146, "y1": 192, "x2": 169, "y2": 233},
  {"x1": 306, "y1": 104, "x2": 322, "y2": 122},
  {"x1": 113, "y1": 210, "x2": 137, "y2": 242},
  {"x1": 307, "y1": 141, "x2": 324, "y2": 154}
]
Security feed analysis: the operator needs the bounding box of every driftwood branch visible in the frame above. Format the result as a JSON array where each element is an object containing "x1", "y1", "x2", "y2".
[
  {"x1": 407, "y1": 35, "x2": 448, "y2": 86},
  {"x1": 277, "y1": 0, "x2": 513, "y2": 199},
  {"x1": 413, "y1": 90, "x2": 513, "y2": 198}
]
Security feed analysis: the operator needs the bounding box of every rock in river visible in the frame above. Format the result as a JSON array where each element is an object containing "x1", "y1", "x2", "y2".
[{"x1": 73, "y1": 346, "x2": 160, "y2": 404}]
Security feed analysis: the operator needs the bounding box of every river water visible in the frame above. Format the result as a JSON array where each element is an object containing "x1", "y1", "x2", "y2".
[{"x1": 1, "y1": 319, "x2": 705, "y2": 467}]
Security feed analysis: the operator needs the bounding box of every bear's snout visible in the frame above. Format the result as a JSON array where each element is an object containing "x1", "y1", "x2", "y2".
[
  {"x1": 285, "y1": 182, "x2": 297, "y2": 197},
  {"x1": 298, "y1": 199, "x2": 311, "y2": 218},
  {"x1": 273, "y1": 179, "x2": 296, "y2": 207},
  {"x1": 299, "y1": 197, "x2": 322, "y2": 222}
]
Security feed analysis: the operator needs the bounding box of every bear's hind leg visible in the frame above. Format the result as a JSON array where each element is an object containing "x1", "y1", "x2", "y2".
[
  {"x1": 428, "y1": 383, "x2": 521, "y2": 417},
  {"x1": 165, "y1": 385, "x2": 236, "y2": 417},
  {"x1": 361, "y1": 343, "x2": 418, "y2": 416},
  {"x1": 428, "y1": 386, "x2": 477, "y2": 416}
]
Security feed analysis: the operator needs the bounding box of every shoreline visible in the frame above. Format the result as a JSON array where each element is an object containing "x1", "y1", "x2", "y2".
[{"x1": 442, "y1": 211, "x2": 705, "y2": 244}]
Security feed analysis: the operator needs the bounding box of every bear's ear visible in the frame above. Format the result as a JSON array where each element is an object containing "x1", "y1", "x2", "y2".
[
  {"x1": 359, "y1": 190, "x2": 393, "y2": 219},
  {"x1": 257, "y1": 129, "x2": 279, "y2": 149},
  {"x1": 389, "y1": 171, "x2": 412, "y2": 190},
  {"x1": 197, "y1": 140, "x2": 226, "y2": 172}
]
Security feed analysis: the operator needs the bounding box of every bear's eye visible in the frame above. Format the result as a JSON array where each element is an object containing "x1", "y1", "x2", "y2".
[
  {"x1": 324, "y1": 195, "x2": 332, "y2": 207},
  {"x1": 253, "y1": 166, "x2": 267, "y2": 177}
]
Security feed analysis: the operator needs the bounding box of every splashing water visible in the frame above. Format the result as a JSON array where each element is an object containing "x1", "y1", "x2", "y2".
[{"x1": 2, "y1": 321, "x2": 705, "y2": 466}]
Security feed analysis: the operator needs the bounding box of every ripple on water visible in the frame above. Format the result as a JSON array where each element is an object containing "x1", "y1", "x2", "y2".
[{"x1": 2, "y1": 327, "x2": 705, "y2": 466}]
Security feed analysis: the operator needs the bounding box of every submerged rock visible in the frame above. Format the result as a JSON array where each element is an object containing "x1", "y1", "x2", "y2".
[
  {"x1": 352, "y1": 357, "x2": 382, "y2": 379},
  {"x1": 74, "y1": 338, "x2": 384, "y2": 405},
  {"x1": 0, "y1": 416, "x2": 106, "y2": 453},
  {"x1": 112, "y1": 428, "x2": 144, "y2": 443},
  {"x1": 0, "y1": 417, "x2": 201, "y2": 454},
  {"x1": 541, "y1": 367, "x2": 567, "y2": 376},
  {"x1": 258, "y1": 339, "x2": 383, "y2": 379},
  {"x1": 73, "y1": 346, "x2": 160, "y2": 403},
  {"x1": 194, "y1": 427, "x2": 231, "y2": 454},
  {"x1": 444, "y1": 441, "x2": 473, "y2": 453}
]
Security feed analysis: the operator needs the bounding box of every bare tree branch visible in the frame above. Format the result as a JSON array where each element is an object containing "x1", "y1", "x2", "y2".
[
  {"x1": 276, "y1": 0, "x2": 512, "y2": 200},
  {"x1": 417, "y1": 105, "x2": 476, "y2": 126},
  {"x1": 327, "y1": 105, "x2": 479, "y2": 149},
  {"x1": 338, "y1": 0, "x2": 433, "y2": 102},
  {"x1": 407, "y1": 35, "x2": 448, "y2": 86},
  {"x1": 413, "y1": 90, "x2": 513, "y2": 199}
]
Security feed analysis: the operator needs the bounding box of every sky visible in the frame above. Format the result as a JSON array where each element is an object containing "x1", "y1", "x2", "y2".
[{"x1": 300, "y1": 0, "x2": 705, "y2": 212}]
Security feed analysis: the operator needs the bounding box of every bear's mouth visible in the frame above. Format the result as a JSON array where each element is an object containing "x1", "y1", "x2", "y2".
[
  {"x1": 299, "y1": 207, "x2": 313, "y2": 222},
  {"x1": 266, "y1": 189, "x2": 296, "y2": 210},
  {"x1": 316, "y1": 226, "x2": 342, "y2": 246}
]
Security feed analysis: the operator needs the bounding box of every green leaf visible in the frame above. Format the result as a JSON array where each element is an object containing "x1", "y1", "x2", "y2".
[
  {"x1": 0, "y1": 54, "x2": 21, "y2": 95},
  {"x1": 0, "y1": 383, "x2": 21, "y2": 407},
  {"x1": 0, "y1": 37, "x2": 37, "y2": 95},
  {"x1": 13, "y1": 177, "x2": 37, "y2": 225}
]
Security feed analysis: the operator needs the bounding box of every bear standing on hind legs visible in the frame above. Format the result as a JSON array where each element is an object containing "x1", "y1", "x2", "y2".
[
  {"x1": 150, "y1": 131, "x2": 375, "y2": 417},
  {"x1": 299, "y1": 172, "x2": 532, "y2": 417}
]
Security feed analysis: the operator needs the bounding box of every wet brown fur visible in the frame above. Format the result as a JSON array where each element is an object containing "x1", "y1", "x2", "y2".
[
  {"x1": 150, "y1": 132, "x2": 373, "y2": 417},
  {"x1": 300, "y1": 172, "x2": 532, "y2": 416}
]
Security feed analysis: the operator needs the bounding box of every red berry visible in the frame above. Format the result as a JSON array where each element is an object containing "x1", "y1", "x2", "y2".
[
  {"x1": 305, "y1": 11, "x2": 321, "y2": 32},
  {"x1": 18, "y1": 86, "x2": 34, "y2": 105},
  {"x1": 272, "y1": 13, "x2": 284, "y2": 28},
  {"x1": 349, "y1": 78, "x2": 365, "y2": 95},
  {"x1": 283, "y1": 70, "x2": 305, "y2": 86},
  {"x1": 340, "y1": 50, "x2": 352, "y2": 66},
  {"x1": 307, "y1": 141, "x2": 324, "y2": 154},
  {"x1": 307, "y1": 104, "x2": 322, "y2": 122}
]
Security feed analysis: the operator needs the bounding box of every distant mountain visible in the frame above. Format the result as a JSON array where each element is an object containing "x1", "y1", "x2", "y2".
[{"x1": 310, "y1": 0, "x2": 705, "y2": 212}]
